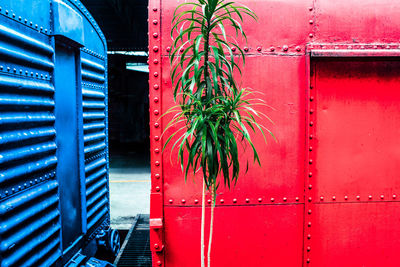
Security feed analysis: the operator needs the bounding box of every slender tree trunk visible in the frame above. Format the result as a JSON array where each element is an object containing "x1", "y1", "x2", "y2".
[
  {"x1": 207, "y1": 185, "x2": 215, "y2": 267},
  {"x1": 201, "y1": 179, "x2": 206, "y2": 267}
]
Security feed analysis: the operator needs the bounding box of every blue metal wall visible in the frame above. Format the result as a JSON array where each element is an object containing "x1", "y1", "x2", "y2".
[{"x1": 0, "y1": 0, "x2": 109, "y2": 266}]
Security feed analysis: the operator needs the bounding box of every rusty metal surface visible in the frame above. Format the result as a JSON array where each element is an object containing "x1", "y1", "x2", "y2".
[{"x1": 149, "y1": 0, "x2": 400, "y2": 266}]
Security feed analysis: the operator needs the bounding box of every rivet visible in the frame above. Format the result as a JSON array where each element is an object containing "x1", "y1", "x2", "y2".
[
  {"x1": 309, "y1": 122, "x2": 314, "y2": 127},
  {"x1": 13, "y1": 68, "x2": 16, "y2": 73},
  {"x1": 7, "y1": 67, "x2": 10, "y2": 71},
  {"x1": 393, "y1": 194, "x2": 396, "y2": 199},
  {"x1": 307, "y1": 234, "x2": 311, "y2": 239},
  {"x1": 332, "y1": 196, "x2": 336, "y2": 200},
  {"x1": 296, "y1": 46, "x2": 301, "y2": 52},
  {"x1": 246, "y1": 198, "x2": 250, "y2": 203},
  {"x1": 194, "y1": 199, "x2": 199, "y2": 204},
  {"x1": 155, "y1": 186, "x2": 160, "y2": 192},
  {"x1": 347, "y1": 45, "x2": 352, "y2": 49},
  {"x1": 220, "y1": 199, "x2": 224, "y2": 203},
  {"x1": 231, "y1": 46, "x2": 236, "y2": 52},
  {"x1": 334, "y1": 46, "x2": 339, "y2": 49},
  {"x1": 153, "y1": 7, "x2": 158, "y2": 11},
  {"x1": 360, "y1": 45, "x2": 365, "y2": 49},
  {"x1": 154, "y1": 136, "x2": 160, "y2": 141},
  {"x1": 166, "y1": 47, "x2": 171, "y2": 52},
  {"x1": 283, "y1": 45, "x2": 288, "y2": 52},
  {"x1": 369, "y1": 195, "x2": 372, "y2": 199},
  {"x1": 357, "y1": 195, "x2": 360, "y2": 200},
  {"x1": 308, "y1": 222, "x2": 312, "y2": 227},
  {"x1": 257, "y1": 46, "x2": 262, "y2": 52},
  {"x1": 154, "y1": 84, "x2": 159, "y2": 89},
  {"x1": 5, "y1": 10, "x2": 8, "y2": 15},
  {"x1": 309, "y1": 172, "x2": 312, "y2": 177},
  {"x1": 153, "y1": 46, "x2": 159, "y2": 52},
  {"x1": 307, "y1": 246, "x2": 311, "y2": 252},
  {"x1": 154, "y1": 244, "x2": 159, "y2": 249},
  {"x1": 309, "y1": 135, "x2": 313, "y2": 139},
  {"x1": 320, "y1": 196, "x2": 324, "y2": 201},
  {"x1": 18, "y1": 16, "x2": 21, "y2": 20},
  {"x1": 154, "y1": 122, "x2": 160, "y2": 128},
  {"x1": 169, "y1": 199, "x2": 173, "y2": 203},
  {"x1": 35, "y1": 24, "x2": 38, "y2": 28},
  {"x1": 309, "y1": 20, "x2": 313, "y2": 24},
  {"x1": 308, "y1": 6, "x2": 313, "y2": 11},
  {"x1": 283, "y1": 197, "x2": 287, "y2": 202},
  {"x1": 0, "y1": 66, "x2": 2, "y2": 70},
  {"x1": 154, "y1": 72, "x2": 158, "y2": 77},
  {"x1": 295, "y1": 197, "x2": 299, "y2": 201},
  {"x1": 12, "y1": 13, "x2": 15, "y2": 18},
  {"x1": 380, "y1": 195, "x2": 384, "y2": 199},
  {"x1": 271, "y1": 198, "x2": 275, "y2": 202},
  {"x1": 155, "y1": 173, "x2": 160, "y2": 179},
  {"x1": 373, "y1": 45, "x2": 378, "y2": 49},
  {"x1": 344, "y1": 196, "x2": 348, "y2": 200},
  {"x1": 308, "y1": 197, "x2": 312, "y2": 202},
  {"x1": 310, "y1": 96, "x2": 314, "y2": 101},
  {"x1": 154, "y1": 97, "x2": 159, "y2": 103},
  {"x1": 154, "y1": 110, "x2": 159, "y2": 115},
  {"x1": 309, "y1": 33, "x2": 313, "y2": 38},
  {"x1": 309, "y1": 146, "x2": 313, "y2": 151},
  {"x1": 258, "y1": 198, "x2": 262, "y2": 202},
  {"x1": 270, "y1": 47, "x2": 275, "y2": 52},
  {"x1": 308, "y1": 209, "x2": 312, "y2": 214},
  {"x1": 310, "y1": 109, "x2": 314, "y2": 114},
  {"x1": 157, "y1": 260, "x2": 162, "y2": 266},
  {"x1": 308, "y1": 184, "x2": 312, "y2": 189},
  {"x1": 307, "y1": 258, "x2": 310, "y2": 264},
  {"x1": 244, "y1": 47, "x2": 249, "y2": 52},
  {"x1": 207, "y1": 199, "x2": 211, "y2": 204},
  {"x1": 309, "y1": 159, "x2": 313, "y2": 164},
  {"x1": 153, "y1": 20, "x2": 158, "y2": 25},
  {"x1": 179, "y1": 47, "x2": 184, "y2": 52},
  {"x1": 233, "y1": 198, "x2": 237, "y2": 203},
  {"x1": 182, "y1": 199, "x2": 186, "y2": 203}
]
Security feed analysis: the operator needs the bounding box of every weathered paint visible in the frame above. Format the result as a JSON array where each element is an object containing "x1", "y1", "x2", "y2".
[{"x1": 149, "y1": 0, "x2": 400, "y2": 266}]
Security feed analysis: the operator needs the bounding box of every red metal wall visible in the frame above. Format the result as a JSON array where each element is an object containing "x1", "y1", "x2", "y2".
[{"x1": 149, "y1": 0, "x2": 400, "y2": 266}]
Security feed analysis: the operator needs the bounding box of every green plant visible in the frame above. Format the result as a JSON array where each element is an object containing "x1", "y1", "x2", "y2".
[{"x1": 164, "y1": 0, "x2": 273, "y2": 266}]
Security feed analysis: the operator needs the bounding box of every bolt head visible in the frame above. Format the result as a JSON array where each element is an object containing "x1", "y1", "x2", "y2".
[
  {"x1": 194, "y1": 199, "x2": 199, "y2": 204},
  {"x1": 258, "y1": 198, "x2": 262, "y2": 202},
  {"x1": 257, "y1": 47, "x2": 262, "y2": 52},
  {"x1": 220, "y1": 199, "x2": 224, "y2": 203},
  {"x1": 295, "y1": 197, "x2": 299, "y2": 201},
  {"x1": 270, "y1": 47, "x2": 275, "y2": 52},
  {"x1": 357, "y1": 195, "x2": 360, "y2": 200},
  {"x1": 207, "y1": 199, "x2": 211, "y2": 204},
  {"x1": 332, "y1": 196, "x2": 336, "y2": 200},
  {"x1": 233, "y1": 198, "x2": 237, "y2": 203},
  {"x1": 154, "y1": 136, "x2": 160, "y2": 141},
  {"x1": 246, "y1": 198, "x2": 250, "y2": 203},
  {"x1": 296, "y1": 46, "x2": 301, "y2": 52},
  {"x1": 153, "y1": 33, "x2": 158, "y2": 38},
  {"x1": 154, "y1": 110, "x2": 159, "y2": 115},
  {"x1": 320, "y1": 196, "x2": 324, "y2": 201},
  {"x1": 309, "y1": 33, "x2": 313, "y2": 38},
  {"x1": 344, "y1": 196, "x2": 348, "y2": 200},
  {"x1": 155, "y1": 186, "x2": 160, "y2": 192},
  {"x1": 154, "y1": 84, "x2": 159, "y2": 89},
  {"x1": 283, "y1": 45, "x2": 288, "y2": 52},
  {"x1": 181, "y1": 199, "x2": 186, "y2": 203},
  {"x1": 309, "y1": 20, "x2": 313, "y2": 24},
  {"x1": 307, "y1": 234, "x2": 311, "y2": 239},
  {"x1": 283, "y1": 197, "x2": 287, "y2": 201},
  {"x1": 393, "y1": 194, "x2": 396, "y2": 199},
  {"x1": 154, "y1": 97, "x2": 159, "y2": 103},
  {"x1": 169, "y1": 199, "x2": 173, "y2": 203},
  {"x1": 154, "y1": 148, "x2": 160, "y2": 153},
  {"x1": 155, "y1": 160, "x2": 160, "y2": 166},
  {"x1": 231, "y1": 46, "x2": 236, "y2": 52},
  {"x1": 153, "y1": 59, "x2": 159, "y2": 64},
  {"x1": 154, "y1": 123, "x2": 160, "y2": 128},
  {"x1": 153, "y1": 20, "x2": 158, "y2": 25},
  {"x1": 369, "y1": 195, "x2": 372, "y2": 199},
  {"x1": 155, "y1": 173, "x2": 160, "y2": 179},
  {"x1": 381, "y1": 195, "x2": 384, "y2": 199}
]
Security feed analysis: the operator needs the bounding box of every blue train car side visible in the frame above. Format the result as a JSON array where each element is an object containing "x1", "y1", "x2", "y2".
[{"x1": 0, "y1": 0, "x2": 117, "y2": 266}]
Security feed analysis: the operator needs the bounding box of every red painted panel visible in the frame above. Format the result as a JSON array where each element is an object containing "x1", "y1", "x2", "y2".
[
  {"x1": 164, "y1": 205, "x2": 304, "y2": 267},
  {"x1": 161, "y1": 55, "x2": 306, "y2": 205},
  {"x1": 308, "y1": 202, "x2": 400, "y2": 267},
  {"x1": 313, "y1": 58, "x2": 400, "y2": 199},
  {"x1": 315, "y1": 0, "x2": 400, "y2": 43},
  {"x1": 160, "y1": 0, "x2": 313, "y2": 55}
]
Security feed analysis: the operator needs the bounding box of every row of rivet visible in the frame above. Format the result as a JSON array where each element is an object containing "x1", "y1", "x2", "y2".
[
  {"x1": 309, "y1": 44, "x2": 400, "y2": 50},
  {"x1": 84, "y1": 151, "x2": 106, "y2": 164},
  {"x1": 305, "y1": 16, "x2": 315, "y2": 260},
  {"x1": 81, "y1": 47, "x2": 106, "y2": 60},
  {"x1": 0, "y1": 65, "x2": 51, "y2": 80},
  {"x1": 0, "y1": 170, "x2": 56, "y2": 199},
  {"x1": 310, "y1": 194, "x2": 399, "y2": 201},
  {"x1": 164, "y1": 45, "x2": 305, "y2": 54},
  {"x1": 87, "y1": 218, "x2": 110, "y2": 241},
  {"x1": 167, "y1": 197, "x2": 302, "y2": 204},
  {"x1": 150, "y1": 3, "x2": 163, "y2": 267},
  {"x1": 0, "y1": 6, "x2": 50, "y2": 34},
  {"x1": 82, "y1": 82, "x2": 105, "y2": 90}
]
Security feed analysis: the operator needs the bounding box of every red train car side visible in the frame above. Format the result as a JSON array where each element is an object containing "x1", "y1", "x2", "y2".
[{"x1": 149, "y1": 0, "x2": 400, "y2": 266}]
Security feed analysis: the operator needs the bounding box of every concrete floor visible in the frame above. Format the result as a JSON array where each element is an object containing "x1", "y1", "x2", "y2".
[{"x1": 109, "y1": 152, "x2": 150, "y2": 229}]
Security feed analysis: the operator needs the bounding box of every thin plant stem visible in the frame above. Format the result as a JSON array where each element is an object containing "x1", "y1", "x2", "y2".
[
  {"x1": 207, "y1": 186, "x2": 215, "y2": 267},
  {"x1": 201, "y1": 179, "x2": 206, "y2": 267}
]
